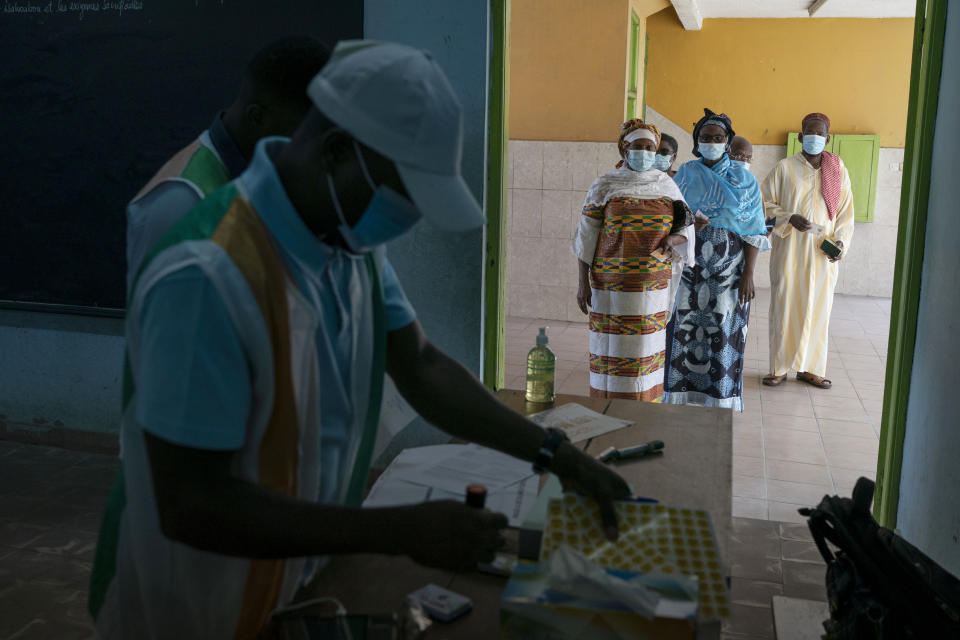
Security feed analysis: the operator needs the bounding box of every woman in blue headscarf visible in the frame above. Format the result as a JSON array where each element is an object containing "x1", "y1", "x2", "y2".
[{"x1": 663, "y1": 109, "x2": 770, "y2": 411}]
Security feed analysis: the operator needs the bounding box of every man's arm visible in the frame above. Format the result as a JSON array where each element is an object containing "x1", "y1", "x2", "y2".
[
  {"x1": 145, "y1": 432, "x2": 506, "y2": 571},
  {"x1": 830, "y1": 166, "x2": 856, "y2": 259},
  {"x1": 386, "y1": 320, "x2": 631, "y2": 539},
  {"x1": 136, "y1": 266, "x2": 506, "y2": 570},
  {"x1": 760, "y1": 162, "x2": 805, "y2": 236}
]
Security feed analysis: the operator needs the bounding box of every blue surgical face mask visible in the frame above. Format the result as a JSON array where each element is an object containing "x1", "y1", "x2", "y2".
[
  {"x1": 326, "y1": 140, "x2": 422, "y2": 253},
  {"x1": 654, "y1": 154, "x2": 673, "y2": 171},
  {"x1": 698, "y1": 142, "x2": 726, "y2": 161},
  {"x1": 730, "y1": 160, "x2": 751, "y2": 171},
  {"x1": 351, "y1": 185, "x2": 421, "y2": 249},
  {"x1": 802, "y1": 134, "x2": 827, "y2": 155},
  {"x1": 626, "y1": 149, "x2": 656, "y2": 172}
]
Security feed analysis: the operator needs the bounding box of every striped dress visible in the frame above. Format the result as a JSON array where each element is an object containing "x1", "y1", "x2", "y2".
[{"x1": 572, "y1": 168, "x2": 693, "y2": 402}]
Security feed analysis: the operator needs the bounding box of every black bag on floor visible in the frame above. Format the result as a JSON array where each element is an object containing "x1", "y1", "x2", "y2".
[{"x1": 800, "y1": 477, "x2": 960, "y2": 639}]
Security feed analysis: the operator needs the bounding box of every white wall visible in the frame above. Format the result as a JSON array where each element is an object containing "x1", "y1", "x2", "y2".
[
  {"x1": 896, "y1": 2, "x2": 960, "y2": 578},
  {"x1": 505, "y1": 139, "x2": 622, "y2": 322},
  {"x1": 505, "y1": 109, "x2": 904, "y2": 321}
]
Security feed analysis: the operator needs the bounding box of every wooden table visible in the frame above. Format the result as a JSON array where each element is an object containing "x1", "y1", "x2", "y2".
[{"x1": 300, "y1": 390, "x2": 732, "y2": 638}]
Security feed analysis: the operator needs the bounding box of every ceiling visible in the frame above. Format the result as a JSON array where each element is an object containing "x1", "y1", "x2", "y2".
[{"x1": 694, "y1": 0, "x2": 916, "y2": 19}]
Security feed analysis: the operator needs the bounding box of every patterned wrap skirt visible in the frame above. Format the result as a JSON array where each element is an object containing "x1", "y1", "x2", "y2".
[{"x1": 663, "y1": 226, "x2": 750, "y2": 411}]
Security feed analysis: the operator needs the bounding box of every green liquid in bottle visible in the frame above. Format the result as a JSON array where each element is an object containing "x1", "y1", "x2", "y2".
[{"x1": 525, "y1": 327, "x2": 556, "y2": 404}]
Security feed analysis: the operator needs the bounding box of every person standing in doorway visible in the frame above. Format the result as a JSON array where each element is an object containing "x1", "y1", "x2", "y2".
[
  {"x1": 761, "y1": 112, "x2": 855, "y2": 389},
  {"x1": 729, "y1": 136, "x2": 753, "y2": 171},
  {"x1": 729, "y1": 135, "x2": 773, "y2": 233},
  {"x1": 572, "y1": 119, "x2": 695, "y2": 401},
  {"x1": 655, "y1": 132, "x2": 680, "y2": 178},
  {"x1": 125, "y1": 36, "x2": 330, "y2": 292},
  {"x1": 662, "y1": 109, "x2": 769, "y2": 411}
]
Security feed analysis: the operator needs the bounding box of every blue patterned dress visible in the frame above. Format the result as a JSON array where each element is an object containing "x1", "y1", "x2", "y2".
[{"x1": 663, "y1": 156, "x2": 770, "y2": 411}]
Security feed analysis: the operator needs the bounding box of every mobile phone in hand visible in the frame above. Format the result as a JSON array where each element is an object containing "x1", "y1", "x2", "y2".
[{"x1": 820, "y1": 238, "x2": 842, "y2": 259}]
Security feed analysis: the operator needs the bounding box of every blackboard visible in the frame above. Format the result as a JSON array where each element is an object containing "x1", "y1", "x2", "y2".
[{"x1": 0, "y1": 0, "x2": 362, "y2": 314}]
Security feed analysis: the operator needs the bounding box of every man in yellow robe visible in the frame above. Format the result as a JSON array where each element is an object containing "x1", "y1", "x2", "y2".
[{"x1": 760, "y1": 112, "x2": 855, "y2": 389}]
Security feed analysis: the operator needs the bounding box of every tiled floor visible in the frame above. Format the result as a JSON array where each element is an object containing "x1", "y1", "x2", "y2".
[
  {"x1": 0, "y1": 440, "x2": 114, "y2": 639},
  {"x1": 0, "y1": 440, "x2": 825, "y2": 640},
  {"x1": 723, "y1": 517, "x2": 828, "y2": 639},
  {"x1": 505, "y1": 287, "x2": 891, "y2": 523}
]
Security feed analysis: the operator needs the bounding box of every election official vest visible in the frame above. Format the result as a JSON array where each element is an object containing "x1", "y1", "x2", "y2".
[{"x1": 90, "y1": 182, "x2": 386, "y2": 640}]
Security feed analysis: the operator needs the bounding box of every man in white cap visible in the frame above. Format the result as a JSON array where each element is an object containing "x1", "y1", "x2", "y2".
[{"x1": 89, "y1": 40, "x2": 630, "y2": 639}]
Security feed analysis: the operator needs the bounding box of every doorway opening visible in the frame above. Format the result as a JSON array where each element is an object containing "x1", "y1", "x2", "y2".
[{"x1": 487, "y1": 0, "x2": 921, "y2": 524}]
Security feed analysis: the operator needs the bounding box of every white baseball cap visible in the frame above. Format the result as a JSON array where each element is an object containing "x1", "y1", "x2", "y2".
[{"x1": 307, "y1": 40, "x2": 484, "y2": 232}]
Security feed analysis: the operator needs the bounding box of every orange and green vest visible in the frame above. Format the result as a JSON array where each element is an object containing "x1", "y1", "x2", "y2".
[
  {"x1": 133, "y1": 131, "x2": 232, "y2": 202},
  {"x1": 91, "y1": 182, "x2": 386, "y2": 639}
]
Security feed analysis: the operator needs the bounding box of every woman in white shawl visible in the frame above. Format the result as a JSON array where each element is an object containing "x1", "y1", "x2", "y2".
[{"x1": 571, "y1": 119, "x2": 695, "y2": 401}]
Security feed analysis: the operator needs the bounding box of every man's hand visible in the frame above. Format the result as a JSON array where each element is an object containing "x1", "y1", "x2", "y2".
[
  {"x1": 828, "y1": 240, "x2": 844, "y2": 263},
  {"x1": 694, "y1": 212, "x2": 710, "y2": 232},
  {"x1": 789, "y1": 214, "x2": 812, "y2": 231},
  {"x1": 738, "y1": 272, "x2": 756, "y2": 304},
  {"x1": 398, "y1": 501, "x2": 508, "y2": 571},
  {"x1": 553, "y1": 442, "x2": 631, "y2": 541},
  {"x1": 576, "y1": 281, "x2": 592, "y2": 315}
]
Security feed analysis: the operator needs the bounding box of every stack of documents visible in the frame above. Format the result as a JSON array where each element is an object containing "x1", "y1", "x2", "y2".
[{"x1": 363, "y1": 444, "x2": 539, "y2": 526}]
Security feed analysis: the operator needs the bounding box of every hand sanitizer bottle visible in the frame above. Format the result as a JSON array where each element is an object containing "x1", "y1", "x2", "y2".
[{"x1": 525, "y1": 327, "x2": 556, "y2": 404}]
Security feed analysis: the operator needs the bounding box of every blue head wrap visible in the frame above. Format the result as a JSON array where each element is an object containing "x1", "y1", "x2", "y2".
[{"x1": 692, "y1": 108, "x2": 735, "y2": 159}]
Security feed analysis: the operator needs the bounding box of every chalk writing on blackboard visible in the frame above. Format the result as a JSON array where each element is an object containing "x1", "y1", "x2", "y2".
[{"x1": 3, "y1": 1, "x2": 146, "y2": 19}]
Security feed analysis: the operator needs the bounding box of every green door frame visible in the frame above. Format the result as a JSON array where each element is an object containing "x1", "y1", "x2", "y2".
[
  {"x1": 641, "y1": 32, "x2": 649, "y2": 120},
  {"x1": 626, "y1": 11, "x2": 640, "y2": 119},
  {"x1": 874, "y1": 0, "x2": 948, "y2": 527},
  {"x1": 482, "y1": 0, "x2": 510, "y2": 390}
]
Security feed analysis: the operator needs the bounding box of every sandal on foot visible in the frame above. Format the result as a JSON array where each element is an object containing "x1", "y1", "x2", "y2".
[
  {"x1": 797, "y1": 372, "x2": 832, "y2": 389},
  {"x1": 762, "y1": 374, "x2": 787, "y2": 387}
]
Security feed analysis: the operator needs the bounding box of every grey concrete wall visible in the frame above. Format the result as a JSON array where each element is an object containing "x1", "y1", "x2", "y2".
[
  {"x1": 366, "y1": 0, "x2": 489, "y2": 375},
  {"x1": 365, "y1": 0, "x2": 492, "y2": 460},
  {"x1": 0, "y1": 310, "x2": 123, "y2": 437},
  {"x1": 897, "y1": 2, "x2": 960, "y2": 579}
]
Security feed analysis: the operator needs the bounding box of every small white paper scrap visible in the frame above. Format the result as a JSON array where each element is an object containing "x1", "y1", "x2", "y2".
[{"x1": 529, "y1": 403, "x2": 633, "y2": 443}]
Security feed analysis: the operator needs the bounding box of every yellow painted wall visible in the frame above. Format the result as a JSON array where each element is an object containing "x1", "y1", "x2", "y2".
[
  {"x1": 509, "y1": 0, "x2": 669, "y2": 142},
  {"x1": 645, "y1": 11, "x2": 913, "y2": 147}
]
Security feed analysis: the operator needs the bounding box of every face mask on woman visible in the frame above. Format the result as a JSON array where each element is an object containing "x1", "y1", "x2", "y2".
[
  {"x1": 326, "y1": 139, "x2": 422, "y2": 253},
  {"x1": 802, "y1": 135, "x2": 827, "y2": 155},
  {"x1": 730, "y1": 160, "x2": 751, "y2": 171},
  {"x1": 626, "y1": 149, "x2": 656, "y2": 172},
  {"x1": 654, "y1": 154, "x2": 673, "y2": 171},
  {"x1": 698, "y1": 143, "x2": 726, "y2": 161}
]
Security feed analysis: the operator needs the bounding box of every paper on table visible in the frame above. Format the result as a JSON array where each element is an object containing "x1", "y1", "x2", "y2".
[
  {"x1": 389, "y1": 443, "x2": 534, "y2": 493},
  {"x1": 529, "y1": 403, "x2": 633, "y2": 443},
  {"x1": 363, "y1": 444, "x2": 539, "y2": 527}
]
